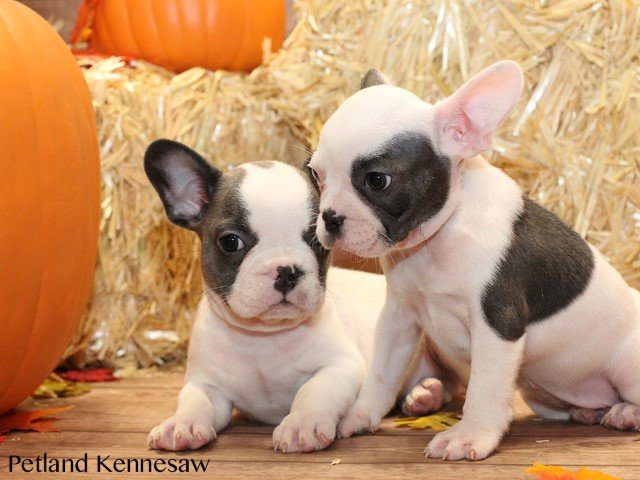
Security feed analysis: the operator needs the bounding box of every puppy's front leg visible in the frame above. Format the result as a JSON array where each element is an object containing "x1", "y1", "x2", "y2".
[
  {"x1": 338, "y1": 297, "x2": 423, "y2": 438},
  {"x1": 273, "y1": 359, "x2": 363, "y2": 453},
  {"x1": 426, "y1": 321, "x2": 525, "y2": 461},
  {"x1": 148, "y1": 382, "x2": 232, "y2": 451}
]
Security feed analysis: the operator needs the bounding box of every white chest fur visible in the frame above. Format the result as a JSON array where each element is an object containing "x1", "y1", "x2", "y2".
[
  {"x1": 185, "y1": 267, "x2": 385, "y2": 425},
  {"x1": 187, "y1": 305, "x2": 316, "y2": 423}
]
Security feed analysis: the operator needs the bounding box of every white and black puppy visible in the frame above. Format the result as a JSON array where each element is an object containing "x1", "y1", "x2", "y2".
[
  {"x1": 310, "y1": 61, "x2": 640, "y2": 461},
  {"x1": 143, "y1": 140, "x2": 438, "y2": 453}
]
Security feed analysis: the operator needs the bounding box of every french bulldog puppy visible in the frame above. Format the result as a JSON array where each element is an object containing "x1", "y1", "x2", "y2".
[
  {"x1": 309, "y1": 61, "x2": 640, "y2": 461},
  {"x1": 143, "y1": 140, "x2": 438, "y2": 453}
]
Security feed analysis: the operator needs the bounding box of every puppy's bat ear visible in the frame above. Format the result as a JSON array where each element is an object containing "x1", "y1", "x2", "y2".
[
  {"x1": 144, "y1": 139, "x2": 222, "y2": 231},
  {"x1": 360, "y1": 68, "x2": 393, "y2": 89},
  {"x1": 434, "y1": 60, "x2": 524, "y2": 159}
]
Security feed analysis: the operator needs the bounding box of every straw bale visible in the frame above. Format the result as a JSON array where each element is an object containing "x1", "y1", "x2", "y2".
[{"x1": 66, "y1": 0, "x2": 639, "y2": 367}]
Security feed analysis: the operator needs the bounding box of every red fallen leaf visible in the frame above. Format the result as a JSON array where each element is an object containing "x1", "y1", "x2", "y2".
[
  {"x1": 58, "y1": 368, "x2": 117, "y2": 383},
  {"x1": 0, "y1": 436, "x2": 5, "y2": 444},
  {"x1": 0, "y1": 405, "x2": 75, "y2": 436},
  {"x1": 25, "y1": 419, "x2": 60, "y2": 433}
]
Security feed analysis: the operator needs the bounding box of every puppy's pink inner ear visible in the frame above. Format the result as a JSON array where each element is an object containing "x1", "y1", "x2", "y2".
[
  {"x1": 435, "y1": 60, "x2": 524, "y2": 159},
  {"x1": 166, "y1": 166, "x2": 209, "y2": 219}
]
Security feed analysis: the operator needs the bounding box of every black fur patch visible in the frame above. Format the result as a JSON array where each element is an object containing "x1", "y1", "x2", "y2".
[
  {"x1": 302, "y1": 159, "x2": 331, "y2": 284},
  {"x1": 482, "y1": 197, "x2": 595, "y2": 341},
  {"x1": 350, "y1": 133, "x2": 450, "y2": 243},
  {"x1": 200, "y1": 168, "x2": 258, "y2": 297}
]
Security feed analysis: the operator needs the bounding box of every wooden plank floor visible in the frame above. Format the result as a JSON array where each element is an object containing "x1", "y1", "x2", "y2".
[{"x1": 1, "y1": 372, "x2": 638, "y2": 479}]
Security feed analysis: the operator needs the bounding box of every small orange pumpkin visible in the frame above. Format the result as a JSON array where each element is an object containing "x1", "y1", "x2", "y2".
[
  {"x1": 72, "y1": 0, "x2": 286, "y2": 72},
  {"x1": 0, "y1": 0, "x2": 100, "y2": 414}
]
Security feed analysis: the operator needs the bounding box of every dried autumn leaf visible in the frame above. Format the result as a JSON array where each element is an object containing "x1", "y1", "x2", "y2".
[
  {"x1": 24, "y1": 419, "x2": 60, "y2": 433},
  {"x1": 525, "y1": 463, "x2": 621, "y2": 480},
  {"x1": 58, "y1": 368, "x2": 117, "y2": 382},
  {"x1": 394, "y1": 412, "x2": 460, "y2": 431},
  {"x1": 0, "y1": 405, "x2": 75, "y2": 436},
  {"x1": 33, "y1": 378, "x2": 90, "y2": 399}
]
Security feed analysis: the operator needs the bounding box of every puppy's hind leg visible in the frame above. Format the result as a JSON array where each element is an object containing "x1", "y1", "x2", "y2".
[
  {"x1": 518, "y1": 386, "x2": 571, "y2": 421},
  {"x1": 402, "y1": 378, "x2": 448, "y2": 416},
  {"x1": 569, "y1": 407, "x2": 608, "y2": 425},
  {"x1": 604, "y1": 324, "x2": 640, "y2": 431},
  {"x1": 400, "y1": 339, "x2": 449, "y2": 416},
  {"x1": 520, "y1": 378, "x2": 612, "y2": 425}
]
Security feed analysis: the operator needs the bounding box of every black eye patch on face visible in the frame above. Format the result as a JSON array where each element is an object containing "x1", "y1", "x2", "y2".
[
  {"x1": 303, "y1": 222, "x2": 330, "y2": 286},
  {"x1": 200, "y1": 169, "x2": 258, "y2": 298},
  {"x1": 144, "y1": 140, "x2": 259, "y2": 300},
  {"x1": 350, "y1": 132, "x2": 451, "y2": 244}
]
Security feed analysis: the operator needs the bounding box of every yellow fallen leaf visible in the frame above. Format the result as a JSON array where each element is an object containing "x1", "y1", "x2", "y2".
[
  {"x1": 33, "y1": 378, "x2": 90, "y2": 399},
  {"x1": 525, "y1": 463, "x2": 621, "y2": 480},
  {"x1": 330, "y1": 459, "x2": 342, "y2": 466},
  {"x1": 394, "y1": 412, "x2": 460, "y2": 431}
]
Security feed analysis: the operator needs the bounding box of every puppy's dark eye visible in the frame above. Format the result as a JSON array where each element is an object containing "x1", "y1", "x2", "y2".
[
  {"x1": 218, "y1": 234, "x2": 245, "y2": 252},
  {"x1": 365, "y1": 172, "x2": 391, "y2": 191}
]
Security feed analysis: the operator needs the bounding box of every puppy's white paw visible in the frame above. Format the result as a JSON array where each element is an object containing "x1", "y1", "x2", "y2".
[
  {"x1": 402, "y1": 377, "x2": 445, "y2": 416},
  {"x1": 601, "y1": 402, "x2": 640, "y2": 431},
  {"x1": 147, "y1": 416, "x2": 216, "y2": 451},
  {"x1": 424, "y1": 420, "x2": 502, "y2": 461},
  {"x1": 337, "y1": 403, "x2": 381, "y2": 438},
  {"x1": 273, "y1": 411, "x2": 336, "y2": 453}
]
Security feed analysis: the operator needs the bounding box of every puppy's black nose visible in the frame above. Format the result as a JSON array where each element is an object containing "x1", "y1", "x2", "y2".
[
  {"x1": 274, "y1": 265, "x2": 303, "y2": 294},
  {"x1": 322, "y1": 209, "x2": 345, "y2": 235}
]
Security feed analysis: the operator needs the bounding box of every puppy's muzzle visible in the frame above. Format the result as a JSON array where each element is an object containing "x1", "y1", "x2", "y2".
[
  {"x1": 322, "y1": 209, "x2": 345, "y2": 237},
  {"x1": 274, "y1": 265, "x2": 303, "y2": 295}
]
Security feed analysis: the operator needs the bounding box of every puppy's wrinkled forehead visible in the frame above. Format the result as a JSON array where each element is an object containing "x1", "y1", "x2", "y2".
[
  {"x1": 239, "y1": 161, "x2": 313, "y2": 242},
  {"x1": 313, "y1": 85, "x2": 435, "y2": 169}
]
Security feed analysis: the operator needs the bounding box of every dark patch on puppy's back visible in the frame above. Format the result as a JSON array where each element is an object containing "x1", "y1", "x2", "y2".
[
  {"x1": 350, "y1": 133, "x2": 450, "y2": 243},
  {"x1": 200, "y1": 168, "x2": 258, "y2": 297},
  {"x1": 482, "y1": 197, "x2": 595, "y2": 341}
]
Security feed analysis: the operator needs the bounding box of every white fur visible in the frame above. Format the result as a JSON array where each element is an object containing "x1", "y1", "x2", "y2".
[
  {"x1": 312, "y1": 62, "x2": 640, "y2": 461},
  {"x1": 224, "y1": 163, "x2": 324, "y2": 326},
  {"x1": 148, "y1": 162, "x2": 434, "y2": 453}
]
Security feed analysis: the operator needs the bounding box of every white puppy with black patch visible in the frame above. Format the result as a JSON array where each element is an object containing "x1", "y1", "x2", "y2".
[
  {"x1": 143, "y1": 140, "x2": 437, "y2": 453},
  {"x1": 309, "y1": 61, "x2": 640, "y2": 461}
]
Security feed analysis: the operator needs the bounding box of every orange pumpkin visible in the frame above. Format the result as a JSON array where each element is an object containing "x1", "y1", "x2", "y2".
[
  {"x1": 72, "y1": 0, "x2": 286, "y2": 72},
  {"x1": 0, "y1": 1, "x2": 100, "y2": 414}
]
